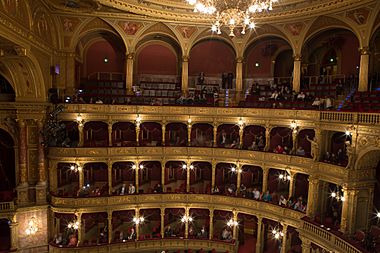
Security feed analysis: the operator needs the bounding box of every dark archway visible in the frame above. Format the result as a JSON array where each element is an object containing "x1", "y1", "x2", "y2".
[
  {"x1": 0, "y1": 129, "x2": 15, "y2": 201},
  {"x1": 0, "y1": 218, "x2": 10, "y2": 251}
]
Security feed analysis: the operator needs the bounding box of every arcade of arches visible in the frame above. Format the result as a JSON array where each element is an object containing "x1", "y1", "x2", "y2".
[{"x1": 0, "y1": 0, "x2": 380, "y2": 253}]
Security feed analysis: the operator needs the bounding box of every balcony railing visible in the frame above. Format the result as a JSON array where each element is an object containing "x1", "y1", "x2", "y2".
[
  {"x1": 301, "y1": 218, "x2": 365, "y2": 253},
  {"x1": 50, "y1": 194, "x2": 305, "y2": 228},
  {"x1": 0, "y1": 201, "x2": 15, "y2": 212},
  {"x1": 49, "y1": 238, "x2": 237, "y2": 253}
]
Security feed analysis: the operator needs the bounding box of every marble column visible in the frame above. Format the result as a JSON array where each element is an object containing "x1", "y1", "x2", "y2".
[
  {"x1": 160, "y1": 208, "x2": 165, "y2": 239},
  {"x1": 292, "y1": 54, "x2": 302, "y2": 92},
  {"x1": 300, "y1": 237, "x2": 311, "y2": 253},
  {"x1": 135, "y1": 124, "x2": 140, "y2": 146},
  {"x1": 306, "y1": 175, "x2": 320, "y2": 218},
  {"x1": 126, "y1": 53, "x2": 134, "y2": 94},
  {"x1": 77, "y1": 212, "x2": 83, "y2": 245},
  {"x1": 17, "y1": 119, "x2": 28, "y2": 205},
  {"x1": 239, "y1": 126, "x2": 244, "y2": 148},
  {"x1": 135, "y1": 208, "x2": 140, "y2": 240},
  {"x1": 292, "y1": 130, "x2": 298, "y2": 154},
  {"x1": 78, "y1": 122, "x2": 84, "y2": 147},
  {"x1": 209, "y1": 209, "x2": 214, "y2": 240},
  {"x1": 161, "y1": 161, "x2": 166, "y2": 192},
  {"x1": 135, "y1": 162, "x2": 139, "y2": 194},
  {"x1": 255, "y1": 217, "x2": 263, "y2": 253},
  {"x1": 186, "y1": 161, "x2": 191, "y2": 193},
  {"x1": 181, "y1": 56, "x2": 189, "y2": 95},
  {"x1": 10, "y1": 221, "x2": 18, "y2": 251},
  {"x1": 108, "y1": 211, "x2": 113, "y2": 243},
  {"x1": 211, "y1": 160, "x2": 216, "y2": 190},
  {"x1": 184, "y1": 207, "x2": 189, "y2": 239},
  {"x1": 187, "y1": 124, "x2": 192, "y2": 146},
  {"x1": 358, "y1": 47, "x2": 369, "y2": 92},
  {"x1": 162, "y1": 123, "x2": 166, "y2": 146},
  {"x1": 78, "y1": 163, "x2": 84, "y2": 189},
  {"x1": 36, "y1": 120, "x2": 47, "y2": 204},
  {"x1": 280, "y1": 224, "x2": 288, "y2": 253},
  {"x1": 108, "y1": 121, "x2": 113, "y2": 147},
  {"x1": 232, "y1": 210, "x2": 238, "y2": 240},
  {"x1": 340, "y1": 187, "x2": 358, "y2": 234},
  {"x1": 288, "y1": 173, "x2": 296, "y2": 198},
  {"x1": 213, "y1": 123, "x2": 218, "y2": 147},
  {"x1": 108, "y1": 160, "x2": 113, "y2": 195},
  {"x1": 236, "y1": 163, "x2": 241, "y2": 196},
  {"x1": 262, "y1": 167, "x2": 269, "y2": 193},
  {"x1": 235, "y1": 58, "x2": 243, "y2": 102}
]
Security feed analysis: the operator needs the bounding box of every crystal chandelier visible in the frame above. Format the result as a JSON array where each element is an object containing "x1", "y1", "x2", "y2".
[{"x1": 186, "y1": 0, "x2": 278, "y2": 37}]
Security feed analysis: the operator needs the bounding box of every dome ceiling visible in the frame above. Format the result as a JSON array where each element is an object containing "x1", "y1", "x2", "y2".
[{"x1": 46, "y1": 0, "x2": 373, "y2": 23}]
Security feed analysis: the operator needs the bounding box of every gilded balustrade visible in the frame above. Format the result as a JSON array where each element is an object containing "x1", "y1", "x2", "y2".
[
  {"x1": 48, "y1": 238, "x2": 237, "y2": 253},
  {"x1": 300, "y1": 218, "x2": 363, "y2": 253},
  {"x1": 50, "y1": 194, "x2": 304, "y2": 229},
  {"x1": 48, "y1": 147, "x2": 347, "y2": 184}
]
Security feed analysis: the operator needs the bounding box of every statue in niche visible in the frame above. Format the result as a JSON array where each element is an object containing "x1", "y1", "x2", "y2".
[
  {"x1": 345, "y1": 141, "x2": 355, "y2": 169},
  {"x1": 306, "y1": 135, "x2": 319, "y2": 161}
]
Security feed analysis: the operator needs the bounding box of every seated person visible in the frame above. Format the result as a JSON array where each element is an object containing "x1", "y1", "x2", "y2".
[
  {"x1": 154, "y1": 183, "x2": 163, "y2": 193},
  {"x1": 323, "y1": 152, "x2": 331, "y2": 162},
  {"x1": 296, "y1": 146, "x2": 305, "y2": 156},
  {"x1": 128, "y1": 227, "x2": 136, "y2": 240},
  {"x1": 128, "y1": 183, "x2": 136, "y2": 194},
  {"x1": 312, "y1": 97, "x2": 321, "y2": 107},
  {"x1": 95, "y1": 97, "x2": 103, "y2": 104},
  {"x1": 54, "y1": 233, "x2": 63, "y2": 245},
  {"x1": 67, "y1": 234, "x2": 78, "y2": 247},
  {"x1": 120, "y1": 183, "x2": 127, "y2": 195},
  {"x1": 252, "y1": 188, "x2": 261, "y2": 200},
  {"x1": 227, "y1": 184, "x2": 236, "y2": 195},
  {"x1": 211, "y1": 185, "x2": 220, "y2": 194},
  {"x1": 269, "y1": 91, "x2": 279, "y2": 100},
  {"x1": 230, "y1": 140, "x2": 238, "y2": 148},
  {"x1": 240, "y1": 184, "x2": 247, "y2": 197},
  {"x1": 198, "y1": 226, "x2": 208, "y2": 238},
  {"x1": 92, "y1": 187, "x2": 101, "y2": 196},
  {"x1": 274, "y1": 145, "x2": 284, "y2": 154},
  {"x1": 262, "y1": 191, "x2": 272, "y2": 202},
  {"x1": 221, "y1": 228, "x2": 232, "y2": 241},
  {"x1": 297, "y1": 92, "x2": 306, "y2": 101},
  {"x1": 248, "y1": 141, "x2": 259, "y2": 151},
  {"x1": 278, "y1": 195, "x2": 287, "y2": 206},
  {"x1": 164, "y1": 225, "x2": 173, "y2": 237}
]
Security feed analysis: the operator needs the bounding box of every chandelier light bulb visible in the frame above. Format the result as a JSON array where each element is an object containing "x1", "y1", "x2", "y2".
[
  {"x1": 377, "y1": 213, "x2": 380, "y2": 218},
  {"x1": 279, "y1": 174, "x2": 284, "y2": 179},
  {"x1": 132, "y1": 164, "x2": 137, "y2": 169},
  {"x1": 182, "y1": 164, "x2": 187, "y2": 169},
  {"x1": 286, "y1": 175, "x2": 291, "y2": 181},
  {"x1": 139, "y1": 164, "x2": 144, "y2": 169},
  {"x1": 189, "y1": 164, "x2": 194, "y2": 170},
  {"x1": 331, "y1": 192, "x2": 337, "y2": 198},
  {"x1": 70, "y1": 165, "x2": 75, "y2": 170}
]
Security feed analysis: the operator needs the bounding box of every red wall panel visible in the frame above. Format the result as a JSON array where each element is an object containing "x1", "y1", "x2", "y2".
[{"x1": 136, "y1": 44, "x2": 178, "y2": 75}]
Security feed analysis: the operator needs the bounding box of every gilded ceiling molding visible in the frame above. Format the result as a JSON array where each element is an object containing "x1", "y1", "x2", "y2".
[{"x1": 96, "y1": 0, "x2": 376, "y2": 24}]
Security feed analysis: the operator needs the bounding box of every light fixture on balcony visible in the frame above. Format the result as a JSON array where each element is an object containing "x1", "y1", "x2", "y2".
[
  {"x1": 133, "y1": 216, "x2": 145, "y2": 225},
  {"x1": 226, "y1": 218, "x2": 238, "y2": 227},
  {"x1": 187, "y1": 116, "x2": 192, "y2": 125},
  {"x1": 182, "y1": 164, "x2": 195, "y2": 170},
  {"x1": 230, "y1": 166, "x2": 242, "y2": 174},
  {"x1": 76, "y1": 113, "x2": 83, "y2": 125},
  {"x1": 290, "y1": 120, "x2": 298, "y2": 133},
  {"x1": 278, "y1": 172, "x2": 291, "y2": 181},
  {"x1": 330, "y1": 190, "x2": 345, "y2": 202},
  {"x1": 25, "y1": 217, "x2": 38, "y2": 235},
  {"x1": 185, "y1": 0, "x2": 278, "y2": 37},
  {"x1": 67, "y1": 220, "x2": 80, "y2": 230},
  {"x1": 271, "y1": 227, "x2": 284, "y2": 240},
  {"x1": 70, "y1": 164, "x2": 81, "y2": 173},
  {"x1": 181, "y1": 215, "x2": 193, "y2": 223}
]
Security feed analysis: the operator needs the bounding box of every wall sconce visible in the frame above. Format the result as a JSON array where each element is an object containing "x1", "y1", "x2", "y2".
[
  {"x1": 104, "y1": 57, "x2": 109, "y2": 63},
  {"x1": 70, "y1": 164, "x2": 81, "y2": 173},
  {"x1": 67, "y1": 220, "x2": 80, "y2": 230},
  {"x1": 330, "y1": 190, "x2": 345, "y2": 202},
  {"x1": 271, "y1": 227, "x2": 284, "y2": 240},
  {"x1": 227, "y1": 218, "x2": 238, "y2": 227},
  {"x1": 132, "y1": 164, "x2": 144, "y2": 170},
  {"x1": 182, "y1": 164, "x2": 194, "y2": 170},
  {"x1": 181, "y1": 215, "x2": 193, "y2": 223},
  {"x1": 25, "y1": 217, "x2": 38, "y2": 235},
  {"x1": 231, "y1": 166, "x2": 242, "y2": 174},
  {"x1": 278, "y1": 172, "x2": 291, "y2": 181},
  {"x1": 133, "y1": 216, "x2": 145, "y2": 225},
  {"x1": 187, "y1": 116, "x2": 192, "y2": 125}
]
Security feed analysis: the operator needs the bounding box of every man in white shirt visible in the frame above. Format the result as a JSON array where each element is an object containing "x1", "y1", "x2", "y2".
[
  {"x1": 128, "y1": 183, "x2": 136, "y2": 194},
  {"x1": 252, "y1": 188, "x2": 260, "y2": 200}
]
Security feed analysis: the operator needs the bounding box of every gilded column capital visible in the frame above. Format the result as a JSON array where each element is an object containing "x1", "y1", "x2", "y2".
[
  {"x1": 236, "y1": 57, "x2": 244, "y2": 63},
  {"x1": 359, "y1": 47, "x2": 370, "y2": 55},
  {"x1": 182, "y1": 55, "x2": 189, "y2": 62},
  {"x1": 293, "y1": 54, "x2": 302, "y2": 61},
  {"x1": 127, "y1": 53, "x2": 135, "y2": 60}
]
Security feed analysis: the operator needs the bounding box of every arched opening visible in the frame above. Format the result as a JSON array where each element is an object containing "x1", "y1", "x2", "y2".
[
  {"x1": 111, "y1": 162, "x2": 135, "y2": 196},
  {"x1": 76, "y1": 30, "x2": 126, "y2": 104},
  {"x1": 139, "y1": 209, "x2": 161, "y2": 240},
  {"x1": 139, "y1": 122, "x2": 162, "y2": 146},
  {"x1": 165, "y1": 123, "x2": 187, "y2": 147},
  {"x1": 81, "y1": 212, "x2": 108, "y2": 245},
  {"x1": 270, "y1": 127, "x2": 293, "y2": 153},
  {"x1": 369, "y1": 27, "x2": 380, "y2": 91},
  {"x1": 164, "y1": 161, "x2": 187, "y2": 193},
  {"x1": 111, "y1": 210, "x2": 135, "y2": 242},
  {"x1": 189, "y1": 162, "x2": 212, "y2": 194},
  {"x1": 243, "y1": 36, "x2": 293, "y2": 94},
  {"x1": 134, "y1": 35, "x2": 182, "y2": 105},
  {"x1": 0, "y1": 218, "x2": 10, "y2": 252},
  {"x1": 0, "y1": 128, "x2": 15, "y2": 201},
  {"x1": 215, "y1": 163, "x2": 237, "y2": 196},
  {"x1": 164, "y1": 208, "x2": 185, "y2": 238},
  {"x1": 190, "y1": 123, "x2": 213, "y2": 147},
  {"x1": 240, "y1": 165, "x2": 263, "y2": 197},
  {"x1": 0, "y1": 74, "x2": 15, "y2": 102},
  {"x1": 212, "y1": 210, "x2": 233, "y2": 241},
  {"x1": 138, "y1": 161, "x2": 161, "y2": 194},
  {"x1": 242, "y1": 125, "x2": 265, "y2": 151},
  {"x1": 216, "y1": 124, "x2": 240, "y2": 149},
  {"x1": 188, "y1": 208, "x2": 210, "y2": 239},
  {"x1": 301, "y1": 28, "x2": 360, "y2": 94},
  {"x1": 112, "y1": 122, "x2": 136, "y2": 147},
  {"x1": 189, "y1": 39, "x2": 236, "y2": 95},
  {"x1": 56, "y1": 163, "x2": 79, "y2": 197},
  {"x1": 83, "y1": 121, "x2": 108, "y2": 147},
  {"x1": 82, "y1": 162, "x2": 108, "y2": 197}
]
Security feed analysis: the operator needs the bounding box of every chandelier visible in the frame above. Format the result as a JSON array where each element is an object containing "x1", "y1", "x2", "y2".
[{"x1": 186, "y1": 0, "x2": 278, "y2": 37}]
